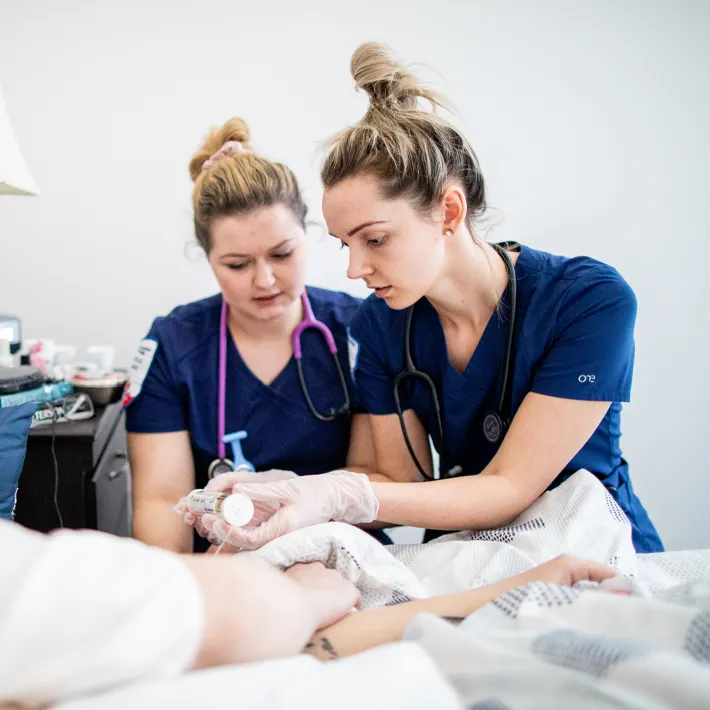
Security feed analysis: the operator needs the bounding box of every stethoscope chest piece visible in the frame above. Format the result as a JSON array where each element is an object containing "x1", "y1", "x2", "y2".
[
  {"x1": 208, "y1": 430, "x2": 255, "y2": 480},
  {"x1": 207, "y1": 458, "x2": 234, "y2": 480},
  {"x1": 482, "y1": 411, "x2": 508, "y2": 445}
]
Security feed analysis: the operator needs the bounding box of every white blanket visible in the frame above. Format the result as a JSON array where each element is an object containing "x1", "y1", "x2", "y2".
[
  {"x1": 247, "y1": 470, "x2": 638, "y2": 607},
  {"x1": 405, "y1": 579, "x2": 710, "y2": 709},
  {"x1": 58, "y1": 471, "x2": 710, "y2": 710},
  {"x1": 241, "y1": 471, "x2": 710, "y2": 709},
  {"x1": 56, "y1": 643, "x2": 462, "y2": 710}
]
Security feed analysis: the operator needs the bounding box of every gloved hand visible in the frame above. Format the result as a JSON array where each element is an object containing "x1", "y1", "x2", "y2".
[
  {"x1": 176, "y1": 469, "x2": 299, "y2": 544},
  {"x1": 205, "y1": 468, "x2": 299, "y2": 493},
  {"x1": 174, "y1": 496, "x2": 212, "y2": 539},
  {"x1": 200, "y1": 469, "x2": 298, "y2": 543},
  {"x1": 207, "y1": 470, "x2": 380, "y2": 551}
]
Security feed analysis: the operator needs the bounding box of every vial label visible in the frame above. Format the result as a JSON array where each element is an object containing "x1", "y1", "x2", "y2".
[{"x1": 186, "y1": 490, "x2": 228, "y2": 516}]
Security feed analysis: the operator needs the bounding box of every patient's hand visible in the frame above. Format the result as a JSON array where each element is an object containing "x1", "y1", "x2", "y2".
[
  {"x1": 284, "y1": 562, "x2": 360, "y2": 629},
  {"x1": 518, "y1": 555, "x2": 616, "y2": 587}
]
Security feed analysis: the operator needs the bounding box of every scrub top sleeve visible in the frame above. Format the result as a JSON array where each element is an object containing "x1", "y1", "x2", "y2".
[
  {"x1": 347, "y1": 380, "x2": 366, "y2": 415},
  {"x1": 531, "y1": 273, "x2": 637, "y2": 402},
  {"x1": 124, "y1": 322, "x2": 188, "y2": 433},
  {"x1": 350, "y1": 312, "x2": 399, "y2": 415}
]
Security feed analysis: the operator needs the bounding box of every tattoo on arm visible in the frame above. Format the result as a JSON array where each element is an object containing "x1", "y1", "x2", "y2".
[
  {"x1": 302, "y1": 637, "x2": 339, "y2": 660},
  {"x1": 320, "y1": 636, "x2": 338, "y2": 659}
]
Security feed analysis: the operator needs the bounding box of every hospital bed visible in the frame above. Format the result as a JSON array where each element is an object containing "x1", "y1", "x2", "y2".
[{"x1": 55, "y1": 472, "x2": 710, "y2": 710}]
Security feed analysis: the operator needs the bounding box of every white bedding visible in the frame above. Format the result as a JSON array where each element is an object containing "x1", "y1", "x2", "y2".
[
  {"x1": 56, "y1": 643, "x2": 461, "y2": 710},
  {"x1": 57, "y1": 471, "x2": 710, "y2": 710},
  {"x1": 247, "y1": 470, "x2": 640, "y2": 606},
  {"x1": 404, "y1": 577, "x2": 710, "y2": 709}
]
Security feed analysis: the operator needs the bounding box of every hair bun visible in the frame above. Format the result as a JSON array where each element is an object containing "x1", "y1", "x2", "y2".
[
  {"x1": 189, "y1": 117, "x2": 252, "y2": 182},
  {"x1": 350, "y1": 42, "x2": 440, "y2": 112}
]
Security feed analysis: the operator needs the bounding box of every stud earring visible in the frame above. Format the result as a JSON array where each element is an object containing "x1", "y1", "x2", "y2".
[{"x1": 445, "y1": 229, "x2": 453, "y2": 237}]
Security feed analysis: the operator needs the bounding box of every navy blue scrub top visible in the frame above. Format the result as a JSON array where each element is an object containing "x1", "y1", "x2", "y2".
[
  {"x1": 125, "y1": 286, "x2": 391, "y2": 550},
  {"x1": 349, "y1": 244, "x2": 663, "y2": 553}
]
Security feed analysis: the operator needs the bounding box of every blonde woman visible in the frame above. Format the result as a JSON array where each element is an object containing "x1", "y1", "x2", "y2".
[
  {"x1": 211, "y1": 44, "x2": 662, "y2": 553},
  {"x1": 125, "y1": 118, "x2": 383, "y2": 553}
]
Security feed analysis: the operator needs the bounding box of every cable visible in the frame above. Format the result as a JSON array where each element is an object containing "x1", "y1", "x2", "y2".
[
  {"x1": 49, "y1": 403, "x2": 64, "y2": 528},
  {"x1": 37, "y1": 394, "x2": 93, "y2": 529}
]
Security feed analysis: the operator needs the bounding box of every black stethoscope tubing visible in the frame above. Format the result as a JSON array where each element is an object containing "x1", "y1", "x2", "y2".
[{"x1": 394, "y1": 243, "x2": 518, "y2": 480}]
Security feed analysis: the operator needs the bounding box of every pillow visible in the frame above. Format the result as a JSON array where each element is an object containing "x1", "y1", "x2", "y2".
[{"x1": 0, "y1": 402, "x2": 37, "y2": 520}]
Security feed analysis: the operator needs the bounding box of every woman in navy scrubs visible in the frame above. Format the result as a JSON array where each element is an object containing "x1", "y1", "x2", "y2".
[
  {"x1": 125, "y1": 117, "x2": 381, "y2": 553},
  {"x1": 211, "y1": 44, "x2": 663, "y2": 553}
]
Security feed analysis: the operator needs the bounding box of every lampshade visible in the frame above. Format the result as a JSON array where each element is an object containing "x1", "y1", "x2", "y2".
[{"x1": 0, "y1": 85, "x2": 39, "y2": 195}]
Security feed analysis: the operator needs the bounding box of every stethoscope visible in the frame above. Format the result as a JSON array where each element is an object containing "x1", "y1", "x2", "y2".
[
  {"x1": 207, "y1": 290, "x2": 351, "y2": 479},
  {"x1": 393, "y1": 243, "x2": 518, "y2": 481}
]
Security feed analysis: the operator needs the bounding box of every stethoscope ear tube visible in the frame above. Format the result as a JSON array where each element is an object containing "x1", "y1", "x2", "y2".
[
  {"x1": 393, "y1": 371, "x2": 435, "y2": 481},
  {"x1": 296, "y1": 350, "x2": 351, "y2": 422},
  {"x1": 396, "y1": 243, "x2": 519, "y2": 476},
  {"x1": 490, "y1": 244, "x2": 517, "y2": 417},
  {"x1": 215, "y1": 290, "x2": 351, "y2": 479}
]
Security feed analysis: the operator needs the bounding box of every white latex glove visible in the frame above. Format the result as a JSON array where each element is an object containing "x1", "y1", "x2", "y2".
[
  {"x1": 176, "y1": 470, "x2": 299, "y2": 544},
  {"x1": 207, "y1": 470, "x2": 379, "y2": 551},
  {"x1": 205, "y1": 468, "x2": 299, "y2": 492},
  {"x1": 200, "y1": 469, "x2": 299, "y2": 544},
  {"x1": 173, "y1": 496, "x2": 212, "y2": 540}
]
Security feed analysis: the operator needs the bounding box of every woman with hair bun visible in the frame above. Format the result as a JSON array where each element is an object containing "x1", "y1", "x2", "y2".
[
  {"x1": 213, "y1": 44, "x2": 662, "y2": 554},
  {"x1": 125, "y1": 117, "x2": 384, "y2": 553}
]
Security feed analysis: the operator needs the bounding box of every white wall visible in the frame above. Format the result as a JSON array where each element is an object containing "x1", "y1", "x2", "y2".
[{"x1": 1, "y1": 0, "x2": 708, "y2": 549}]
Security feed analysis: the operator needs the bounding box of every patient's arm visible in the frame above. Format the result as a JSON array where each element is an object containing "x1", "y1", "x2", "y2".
[
  {"x1": 183, "y1": 558, "x2": 359, "y2": 668},
  {"x1": 0, "y1": 524, "x2": 359, "y2": 707},
  {"x1": 304, "y1": 555, "x2": 615, "y2": 661}
]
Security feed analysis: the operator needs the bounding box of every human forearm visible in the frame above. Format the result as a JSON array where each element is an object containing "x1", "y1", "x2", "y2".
[
  {"x1": 346, "y1": 468, "x2": 405, "y2": 527},
  {"x1": 133, "y1": 499, "x2": 193, "y2": 552},
  {"x1": 304, "y1": 572, "x2": 528, "y2": 661},
  {"x1": 183, "y1": 556, "x2": 334, "y2": 668},
  {"x1": 0, "y1": 523, "x2": 352, "y2": 707},
  {"x1": 342, "y1": 461, "x2": 404, "y2": 485},
  {"x1": 371, "y1": 472, "x2": 530, "y2": 530},
  {"x1": 219, "y1": 470, "x2": 528, "y2": 550},
  {"x1": 304, "y1": 555, "x2": 616, "y2": 661}
]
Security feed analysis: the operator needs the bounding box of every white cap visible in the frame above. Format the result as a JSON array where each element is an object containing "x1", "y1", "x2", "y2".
[{"x1": 222, "y1": 494, "x2": 255, "y2": 527}]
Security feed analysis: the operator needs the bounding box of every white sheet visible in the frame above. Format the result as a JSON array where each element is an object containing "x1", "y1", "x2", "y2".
[
  {"x1": 234, "y1": 470, "x2": 710, "y2": 709},
  {"x1": 52, "y1": 472, "x2": 710, "y2": 709},
  {"x1": 247, "y1": 470, "x2": 639, "y2": 607},
  {"x1": 404, "y1": 578, "x2": 710, "y2": 709},
  {"x1": 637, "y1": 549, "x2": 710, "y2": 592},
  {"x1": 55, "y1": 643, "x2": 463, "y2": 710}
]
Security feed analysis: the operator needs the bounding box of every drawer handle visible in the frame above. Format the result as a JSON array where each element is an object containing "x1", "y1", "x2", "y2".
[
  {"x1": 107, "y1": 457, "x2": 128, "y2": 482},
  {"x1": 108, "y1": 468, "x2": 125, "y2": 482}
]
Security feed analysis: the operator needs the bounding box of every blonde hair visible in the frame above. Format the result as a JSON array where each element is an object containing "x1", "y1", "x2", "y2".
[
  {"x1": 321, "y1": 43, "x2": 486, "y2": 232},
  {"x1": 189, "y1": 117, "x2": 307, "y2": 253}
]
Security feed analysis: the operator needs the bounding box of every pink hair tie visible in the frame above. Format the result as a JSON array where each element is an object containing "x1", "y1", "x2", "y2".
[{"x1": 202, "y1": 140, "x2": 249, "y2": 171}]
